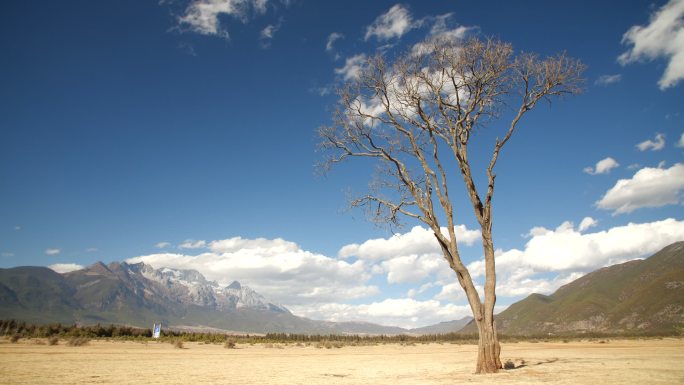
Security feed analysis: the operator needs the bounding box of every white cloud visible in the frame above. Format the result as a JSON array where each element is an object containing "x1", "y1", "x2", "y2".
[
  {"x1": 260, "y1": 24, "x2": 277, "y2": 39},
  {"x1": 288, "y1": 298, "x2": 472, "y2": 329},
  {"x1": 127, "y1": 235, "x2": 377, "y2": 307},
  {"x1": 618, "y1": 0, "x2": 684, "y2": 89},
  {"x1": 179, "y1": 239, "x2": 207, "y2": 249},
  {"x1": 578, "y1": 217, "x2": 598, "y2": 232},
  {"x1": 407, "y1": 282, "x2": 435, "y2": 298},
  {"x1": 1, "y1": 252, "x2": 14, "y2": 257},
  {"x1": 155, "y1": 242, "x2": 171, "y2": 249},
  {"x1": 334, "y1": 54, "x2": 367, "y2": 81},
  {"x1": 259, "y1": 21, "x2": 282, "y2": 47},
  {"x1": 86, "y1": 248, "x2": 98, "y2": 252},
  {"x1": 326, "y1": 32, "x2": 344, "y2": 52},
  {"x1": 338, "y1": 225, "x2": 480, "y2": 260},
  {"x1": 595, "y1": 74, "x2": 622, "y2": 86},
  {"x1": 584, "y1": 157, "x2": 620, "y2": 175},
  {"x1": 636, "y1": 132, "x2": 666, "y2": 151},
  {"x1": 411, "y1": 14, "x2": 476, "y2": 56},
  {"x1": 48, "y1": 263, "x2": 84, "y2": 273},
  {"x1": 380, "y1": 253, "x2": 444, "y2": 284},
  {"x1": 467, "y1": 218, "x2": 684, "y2": 297},
  {"x1": 209, "y1": 236, "x2": 298, "y2": 253},
  {"x1": 178, "y1": 0, "x2": 271, "y2": 38},
  {"x1": 677, "y1": 132, "x2": 684, "y2": 147},
  {"x1": 364, "y1": 4, "x2": 415, "y2": 42},
  {"x1": 45, "y1": 248, "x2": 60, "y2": 256},
  {"x1": 596, "y1": 163, "x2": 684, "y2": 214}
]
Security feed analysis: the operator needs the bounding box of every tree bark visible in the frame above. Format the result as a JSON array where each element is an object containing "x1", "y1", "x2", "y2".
[{"x1": 475, "y1": 314, "x2": 502, "y2": 373}]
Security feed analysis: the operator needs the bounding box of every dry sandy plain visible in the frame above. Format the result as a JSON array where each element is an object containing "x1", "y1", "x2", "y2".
[{"x1": 1, "y1": 338, "x2": 683, "y2": 384}]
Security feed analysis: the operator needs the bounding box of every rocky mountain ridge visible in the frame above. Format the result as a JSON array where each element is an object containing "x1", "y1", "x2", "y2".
[{"x1": 0, "y1": 261, "x2": 414, "y2": 334}]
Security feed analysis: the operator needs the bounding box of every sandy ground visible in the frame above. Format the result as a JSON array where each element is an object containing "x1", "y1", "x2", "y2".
[{"x1": 1, "y1": 338, "x2": 683, "y2": 384}]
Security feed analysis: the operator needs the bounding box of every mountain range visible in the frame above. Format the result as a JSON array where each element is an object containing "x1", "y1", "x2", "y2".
[
  {"x1": 1, "y1": 242, "x2": 682, "y2": 335},
  {"x1": 461, "y1": 241, "x2": 684, "y2": 335},
  {"x1": 0, "y1": 260, "x2": 463, "y2": 334}
]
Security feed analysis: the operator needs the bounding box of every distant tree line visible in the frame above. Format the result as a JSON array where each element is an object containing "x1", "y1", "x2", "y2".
[
  {"x1": 0, "y1": 319, "x2": 152, "y2": 339},
  {"x1": 0, "y1": 320, "x2": 677, "y2": 344}
]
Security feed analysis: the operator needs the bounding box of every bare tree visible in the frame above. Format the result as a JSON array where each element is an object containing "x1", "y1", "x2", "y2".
[{"x1": 319, "y1": 37, "x2": 584, "y2": 373}]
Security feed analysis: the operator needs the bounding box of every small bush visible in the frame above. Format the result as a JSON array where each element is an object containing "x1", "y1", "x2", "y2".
[
  {"x1": 224, "y1": 338, "x2": 236, "y2": 349},
  {"x1": 67, "y1": 337, "x2": 90, "y2": 346},
  {"x1": 48, "y1": 336, "x2": 59, "y2": 346},
  {"x1": 10, "y1": 334, "x2": 21, "y2": 343},
  {"x1": 503, "y1": 360, "x2": 516, "y2": 370},
  {"x1": 173, "y1": 340, "x2": 184, "y2": 349}
]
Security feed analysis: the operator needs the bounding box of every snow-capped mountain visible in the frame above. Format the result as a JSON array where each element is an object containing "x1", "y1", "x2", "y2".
[
  {"x1": 0, "y1": 260, "x2": 406, "y2": 334},
  {"x1": 130, "y1": 262, "x2": 288, "y2": 313}
]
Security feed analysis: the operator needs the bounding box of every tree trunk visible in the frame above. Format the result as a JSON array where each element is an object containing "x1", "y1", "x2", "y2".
[{"x1": 475, "y1": 314, "x2": 502, "y2": 373}]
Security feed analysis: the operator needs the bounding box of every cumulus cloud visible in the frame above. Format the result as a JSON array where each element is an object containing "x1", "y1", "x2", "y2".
[
  {"x1": 379, "y1": 253, "x2": 444, "y2": 284},
  {"x1": 636, "y1": 132, "x2": 666, "y2": 151},
  {"x1": 48, "y1": 263, "x2": 84, "y2": 273},
  {"x1": 155, "y1": 242, "x2": 171, "y2": 249},
  {"x1": 364, "y1": 4, "x2": 415, "y2": 41},
  {"x1": 618, "y1": 0, "x2": 684, "y2": 90},
  {"x1": 326, "y1": 32, "x2": 344, "y2": 53},
  {"x1": 595, "y1": 74, "x2": 622, "y2": 86},
  {"x1": 178, "y1": 0, "x2": 271, "y2": 38},
  {"x1": 334, "y1": 54, "x2": 367, "y2": 81},
  {"x1": 678, "y1": 132, "x2": 684, "y2": 147},
  {"x1": 288, "y1": 298, "x2": 472, "y2": 329},
  {"x1": 45, "y1": 248, "x2": 60, "y2": 256},
  {"x1": 338, "y1": 225, "x2": 481, "y2": 260},
  {"x1": 128, "y1": 235, "x2": 377, "y2": 307},
  {"x1": 596, "y1": 163, "x2": 684, "y2": 214},
  {"x1": 467, "y1": 218, "x2": 684, "y2": 297},
  {"x1": 584, "y1": 157, "x2": 620, "y2": 175}
]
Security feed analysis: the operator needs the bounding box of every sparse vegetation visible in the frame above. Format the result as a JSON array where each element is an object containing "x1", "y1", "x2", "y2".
[
  {"x1": 0, "y1": 319, "x2": 680, "y2": 349},
  {"x1": 173, "y1": 339, "x2": 184, "y2": 349},
  {"x1": 503, "y1": 360, "x2": 516, "y2": 369},
  {"x1": 224, "y1": 338, "x2": 236, "y2": 349},
  {"x1": 48, "y1": 336, "x2": 59, "y2": 345}
]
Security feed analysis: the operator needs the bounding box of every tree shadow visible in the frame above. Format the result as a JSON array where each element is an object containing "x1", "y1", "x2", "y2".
[{"x1": 504, "y1": 357, "x2": 559, "y2": 370}]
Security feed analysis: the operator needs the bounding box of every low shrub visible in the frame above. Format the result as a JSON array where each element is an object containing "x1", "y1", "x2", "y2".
[
  {"x1": 503, "y1": 360, "x2": 516, "y2": 370},
  {"x1": 224, "y1": 338, "x2": 236, "y2": 349},
  {"x1": 10, "y1": 334, "x2": 21, "y2": 343},
  {"x1": 48, "y1": 336, "x2": 59, "y2": 346},
  {"x1": 173, "y1": 340, "x2": 184, "y2": 349}
]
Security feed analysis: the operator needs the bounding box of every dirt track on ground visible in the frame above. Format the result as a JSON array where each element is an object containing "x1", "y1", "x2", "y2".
[{"x1": 1, "y1": 338, "x2": 683, "y2": 384}]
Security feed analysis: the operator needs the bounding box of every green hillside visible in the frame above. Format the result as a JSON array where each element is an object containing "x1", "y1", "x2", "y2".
[{"x1": 476, "y1": 242, "x2": 684, "y2": 335}]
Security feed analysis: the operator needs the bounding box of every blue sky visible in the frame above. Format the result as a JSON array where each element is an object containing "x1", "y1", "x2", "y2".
[{"x1": 1, "y1": 0, "x2": 683, "y2": 328}]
